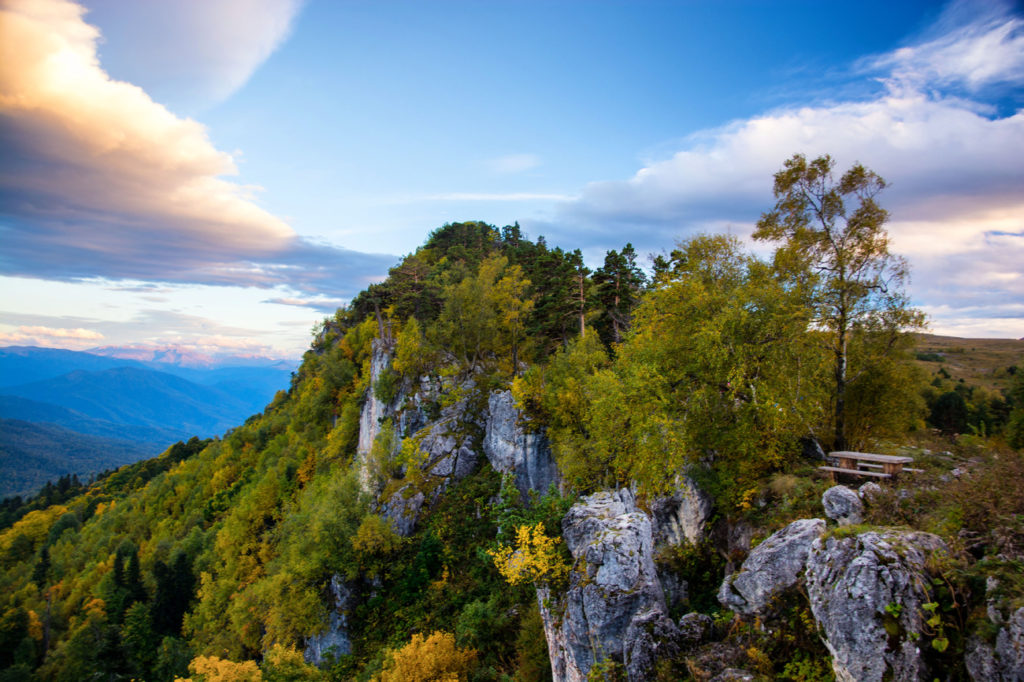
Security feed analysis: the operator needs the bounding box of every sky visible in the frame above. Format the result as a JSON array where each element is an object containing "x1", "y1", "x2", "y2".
[{"x1": 1, "y1": 0, "x2": 1022, "y2": 363}]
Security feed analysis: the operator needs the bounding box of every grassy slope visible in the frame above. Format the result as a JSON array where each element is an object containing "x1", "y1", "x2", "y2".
[{"x1": 913, "y1": 333, "x2": 1023, "y2": 394}]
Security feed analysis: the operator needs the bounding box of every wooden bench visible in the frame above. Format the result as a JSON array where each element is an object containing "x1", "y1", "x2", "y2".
[
  {"x1": 818, "y1": 450, "x2": 917, "y2": 482},
  {"x1": 830, "y1": 451, "x2": 914, "y2": 476},
  {"x1": 817, "y1": 465, "x2": 891, "y2": 480}
]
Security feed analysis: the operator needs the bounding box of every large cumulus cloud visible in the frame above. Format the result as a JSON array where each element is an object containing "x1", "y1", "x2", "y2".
[
  {"x1": 0, "y1": 0, "x2": 394, "y2": 301},
  {"x1": 551, "y1": 0, "x2": 1024, "y2": 337}
]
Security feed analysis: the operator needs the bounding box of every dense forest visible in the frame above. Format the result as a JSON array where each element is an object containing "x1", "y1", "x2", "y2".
[{"x1": 1, "y1": 155, "x2": 1023, "y2": 681}]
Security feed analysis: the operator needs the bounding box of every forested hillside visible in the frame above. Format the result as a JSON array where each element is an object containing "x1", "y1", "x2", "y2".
[{"x1": 1, "y1": 156, "x2": 1022, "y2": 681}]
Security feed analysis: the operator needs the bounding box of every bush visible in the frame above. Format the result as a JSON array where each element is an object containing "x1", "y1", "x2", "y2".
[{"x1": 376, "y1": 631, "x2": 477, "y2": 682}]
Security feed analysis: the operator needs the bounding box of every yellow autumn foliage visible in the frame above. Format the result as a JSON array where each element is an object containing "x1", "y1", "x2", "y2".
[
  {"x1": 487, "y1": 522, "x2": 569, "y2": 586},
  {"x1": 376, "y1": 630, "x2": 477, "y2": 682},
  {"x1": 0, "y1": 505, "x2": 68, "y2": 555},
  {"x1": 176, "y1": 655, "x2": 263, "y2": 682}
]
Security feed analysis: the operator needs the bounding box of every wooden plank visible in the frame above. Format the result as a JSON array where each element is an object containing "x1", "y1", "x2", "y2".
[{"x1": 817, "y1": 466, "x2": 891, "y2": 479}]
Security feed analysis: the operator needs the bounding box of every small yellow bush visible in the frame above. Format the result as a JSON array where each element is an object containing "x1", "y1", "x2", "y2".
[
  {"x1": 377, "y1": 630, "x2": 477, "y2": 682},
  {"x1": 176, "y1": 655, "x2": 262, "y2": 682},
  {"x1": 488, "y1": 522, "x2": 569, "y2": 586}
]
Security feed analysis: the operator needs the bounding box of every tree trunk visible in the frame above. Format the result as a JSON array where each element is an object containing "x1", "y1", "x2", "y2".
[{"x1": 834, "y1": 323, "x2": 847, "y2": 451}]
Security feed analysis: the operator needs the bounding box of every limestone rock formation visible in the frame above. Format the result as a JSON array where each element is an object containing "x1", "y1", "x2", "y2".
[
  {"x1": 482, "y1": 390, "x2": 559, "y2": 498},
  {"x1": 303, "y1": 575, "x2": 352, "y2": 665},
  {"x1": 649, "y1": 476, "x2": 713, "y2": 548},
  {"x1": 717, "y1": 518, "x2": 826, "y2": 615},
  {"x1": 805, "y1": 530, "x2": 950, "y2": 682},
  {"x1": 623, "y1": 608, "x2": 685, "y2": 681},
  {"x1": 539, "y1": 489, "x2": 674, "y2": 681},
  {"x1": 822, "y1": 485, "x2": 864, "y2": 526},
  {"x1": 966, "y1": 606, "x2": 1024, "y2": 680},
  {"x1": 356, "y1": 339, "x2": 395, "y2": 462},
  {"x1": 381, "y1": 402, "x2": 478, "y2": 537}
]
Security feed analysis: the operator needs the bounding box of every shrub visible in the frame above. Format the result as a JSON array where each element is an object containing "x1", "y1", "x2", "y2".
[
  {"x1": 376, "y1": 631, "x2": 477, "y2": 682},
  {"x1": 488, "y1": 523, "x2": 569, "y2": 587}
]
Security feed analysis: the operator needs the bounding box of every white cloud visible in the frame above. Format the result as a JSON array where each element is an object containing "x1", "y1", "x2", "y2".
[
  {"x1": 557, "y1": 1, "x2": 1024, "y2": 338},
  {"x1": 0, "y1": 0, "x2": 294, "y2": 250},
  {"x1": 486, "y1": 153, "x2": 542, "y2": 174},
  {"x1": 0, "y1": 325, "x2": 104, "y2": 349},
  {"x1": 82, "y1": 0, "x2": 304, "y2": 107},
  {"x1": 421, "y1": 192, "x2": 575, "y2": 202},
  {"x1": 864, "y1": 0, "x2": 1024, "y2": 92},
  {"x1": 0, "y1": 0, "x2": 394, "y2": 297}
]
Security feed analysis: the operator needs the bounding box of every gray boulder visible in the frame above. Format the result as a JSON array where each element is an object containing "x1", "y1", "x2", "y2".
[
  {"x1": 823, "y1": 485, "x2": 864, "y2": 526},
  {"x1": 966, "y1": 606, "x2": 1024, "y2": 681},
  {"x1": 304, "y1": 575, "x2": 352, "y2": 664},
  {"x1": 859, "y1": 481, "x2": 883, "y2": 502},
  {"x1": 718, "y1": 518, "x2": 826, "y2": 615},
  {"x1": 538, "y1": 489, "x2": 671, "y2": 681},
  {"x1": 677, "y1": 612, "x2": 713, "y2": 646},
  {"x1": 623, "y1": 609, "x2": 684, "y2": 682},
  {"x1": 482, "y1": 390, "x2": 559, "y2": 498},
  {"x1": 805, "y1": 530, "x2": 950, "y2": 682}
]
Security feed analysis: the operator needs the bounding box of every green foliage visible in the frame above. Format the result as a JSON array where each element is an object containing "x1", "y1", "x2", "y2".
[
  {"x1": 512, "y1": 599, "x2": 552, "y2": 682},
  {"x1": 597, "y1": 235, "x2": 822, "y2": 506},
  {"x1": 352, "y1": 514, "x2": 404, "y2": 579},
  {"x1": 931, "y1": 391, "x2": 969, "y2": 435},
  {"x1": 1006, "y1": 365, "x2": 1024, "y2": 449},
  {"x1": 754, "y1": 153, "x2": 926, "y2": 450},
  {"x1": 512, "y1": 331, "x2": 611, "y2": 489},
  {"x1": 592, "y1": 243, "x2": 646, "y2": 346}
]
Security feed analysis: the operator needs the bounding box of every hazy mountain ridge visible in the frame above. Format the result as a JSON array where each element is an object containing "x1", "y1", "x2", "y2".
[
  {"x1": 0, "y1": 419, "x2": 156, "y2": 498},
  {"x1": 0, "y1": 346, "x2": 293, "y2": 497}
]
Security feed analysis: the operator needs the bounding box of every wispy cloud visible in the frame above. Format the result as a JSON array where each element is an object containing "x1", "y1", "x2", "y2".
[
  {"x1": 486, "y1": 153, "x2": 542, "y2": 174},
  {"x1": 0, "y1": 0, "x2": 395, "y2": 299},
  {"x1": 552, "y1": 0, "x2": 1024, "y2": 338},
  {"x1": 264, "y1": 295, "x2": 348, "y2": 313},
  {"x1": 863, "y1": 0, "x2": 1024, "y2": 92},
  {"x1": 417, "y1": 192, "x2": 575, "y2": 202},
  {"x1": 83, "y1": 0, "x2": 304, "y2": 108}
]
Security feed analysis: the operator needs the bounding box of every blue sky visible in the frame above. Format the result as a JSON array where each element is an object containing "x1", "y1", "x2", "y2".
[{"x1": 1, "y1": 0, "x2": 1022, "y2": 361}]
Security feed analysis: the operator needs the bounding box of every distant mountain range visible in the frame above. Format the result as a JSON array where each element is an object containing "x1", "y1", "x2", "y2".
[{"x1": 0, "y1": 346, "x2": 294, "y2": 497}]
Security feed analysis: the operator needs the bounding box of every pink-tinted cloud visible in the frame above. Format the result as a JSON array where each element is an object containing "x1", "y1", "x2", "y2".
[
  {"x1": 0, "y1": 0, "x2": 394, "y2": 298},
  {"x1": 0, "y1": 325, "x2": 104, "y2": 349}
]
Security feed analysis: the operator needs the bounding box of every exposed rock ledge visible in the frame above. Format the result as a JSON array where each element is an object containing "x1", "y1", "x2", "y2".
[
  {"x1": 482, "y1": 390, "x2": 559, "y2": 498},
  {"x1": 539, "y1": 489, "x2": 682, "y2": 681},
  {"x1": 719, "y1": 520, "x2": 951, "y2": 682}
]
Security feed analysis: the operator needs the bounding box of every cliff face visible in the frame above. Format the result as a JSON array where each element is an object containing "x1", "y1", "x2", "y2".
[
  {"x1": 308, "y1": 349, "x2": 562, "y2": 664},
  {"x1": 538, "y1": 489, "x2": 669, "y2": 681},
  {"x1": 482, "y1": 389, "x2": 560, "y2": 498}
]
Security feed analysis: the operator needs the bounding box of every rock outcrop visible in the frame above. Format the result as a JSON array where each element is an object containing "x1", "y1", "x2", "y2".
[
  {"x1": 356, "y1": 339, "x2": 395, "y2": 462},
  {"x1": 539, "y1": 489, "x2": 675, "y2": 681},
  {"x1": 381, "y1": 399, "x2": 478, "y2": 537},
  {"x1": 822, "y1": 485, "x2": 864, "y2": 526},
  {"x1": 482, "y1": 390, "x2": 559, "y2": 498},
  {"x1": 966, "y1": 606, "x2": 1024, "y2": 680},
  {"x1": 805, "y1": 530, "x2": 950, "y2": 682},
  {"x1": 718, "y1": 518, "x2": 825, "y2": 615},
  {"x1": 303, "y1": 575, "x2": 352, "y2": 665},
  {"x1": 649, "y1": 476, "x2": 713, "y2": 548}
]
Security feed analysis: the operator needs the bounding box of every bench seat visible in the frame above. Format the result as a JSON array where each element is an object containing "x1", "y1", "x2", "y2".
[{"x1": 817, "y1": 465, "x2": 891, "y2": 479}]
